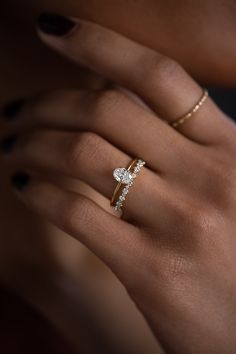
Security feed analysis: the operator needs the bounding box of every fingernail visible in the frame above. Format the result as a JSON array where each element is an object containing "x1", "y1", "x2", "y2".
[
  {"x1": 38, "y1": 13, "x2": 77, "y2": 36},
  {"x1": 11, "y1": 172, "x2": 30, "y2": 191},
  {"x1": 0, "y1": 134, "x2": 18, "y2": 154},
  {"x1": 2, "y1": 99, "x2": 25, "y2": 121}
]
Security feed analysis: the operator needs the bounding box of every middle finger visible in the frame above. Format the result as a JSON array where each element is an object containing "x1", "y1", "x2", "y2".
[{"x1": 2, "y1": 89, "x2": 191, "y2": 174}]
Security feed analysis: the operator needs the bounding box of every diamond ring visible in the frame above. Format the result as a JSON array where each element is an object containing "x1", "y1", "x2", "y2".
[{"x1": 111, "y1": 158, "x2": 146, "y2": 211}]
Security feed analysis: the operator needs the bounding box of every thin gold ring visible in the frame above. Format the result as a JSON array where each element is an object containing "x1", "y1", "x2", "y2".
[
  {"x1": 171, "y1": 89, "x2": 209, "y2": 128},
  {"x1": 111, "y1": 158, "x2": 145, "y2": 211}
]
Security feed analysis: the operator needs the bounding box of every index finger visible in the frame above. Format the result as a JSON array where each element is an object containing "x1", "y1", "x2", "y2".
[{"x1": 37, "y1": 13, "x2": 229, "y2": 144}]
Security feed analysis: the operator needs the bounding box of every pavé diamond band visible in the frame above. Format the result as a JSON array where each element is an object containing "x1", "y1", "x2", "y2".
[{"x1": 111, "y1": 158, "x2": 146, "y2": 212}]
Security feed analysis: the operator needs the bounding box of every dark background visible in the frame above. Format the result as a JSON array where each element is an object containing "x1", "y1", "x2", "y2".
[{"x1": 210, "y1": 88, "x2": 236, "y2": 120}]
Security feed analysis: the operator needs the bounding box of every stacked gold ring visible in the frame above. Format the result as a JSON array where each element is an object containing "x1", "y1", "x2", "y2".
[
  {"x1": 111, "y1": 158, "x2": 146, "y2": 211},
  {"x1": 170, "y1": 89, "x2": 209, "y2": 128},
  {"x1": 110, "y1": 89, "x2": 208, "y2": 212}
]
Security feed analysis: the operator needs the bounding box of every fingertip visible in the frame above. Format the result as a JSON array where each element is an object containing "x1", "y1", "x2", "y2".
[
  {"x1": 11, "y1": 172, "x2": 30, "y2": 192},
  {"x1": 2, "y1": 98, "x2": 25, "y2": 121},
  {"x1": 0, "y1": 134, "x2": 19, "y2": 154},
  {"x1": 37, "y1": 12, "x2": 79, "y2": 37}
]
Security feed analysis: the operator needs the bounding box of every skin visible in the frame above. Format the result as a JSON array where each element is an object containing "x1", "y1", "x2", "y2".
[
  {"x1": 1, "y1": 1, "x2": 236, "y2": 353},
  {"x1": 4, "y1": 0, "x2": 236, "y2": 86},
  {"x1": 2, "y1": 16, "x2": 236, "y2": 353}
]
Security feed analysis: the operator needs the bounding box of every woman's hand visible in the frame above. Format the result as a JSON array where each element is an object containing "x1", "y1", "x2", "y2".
[
  {"x1": 1, "y1": 14, "x2": 236, "y2": 354},
  {"x1": 10, "y1": 1, "x2": 236, "y2": 86}
]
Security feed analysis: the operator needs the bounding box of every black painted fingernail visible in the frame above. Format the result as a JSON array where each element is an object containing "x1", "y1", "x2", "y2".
[
  {"x1": 11, "y1": 172, "x2": 30, "y2": 191},
  {"x1": 38, "y1": 13, "x2": 77, "y2": 36},
  {"x1": 2, "y1": 99, "x2": 25, "y2": 121},
  {"x1": 0, "y1": 134, "x2": 18, "y2": 154}
]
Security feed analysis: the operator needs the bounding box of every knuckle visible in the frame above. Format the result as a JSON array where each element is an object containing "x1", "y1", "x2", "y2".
[
  {"x1": 145, "y1": 53, "x2": 182, "y2": 89},
  {"x1": 65, "y1": 132, "x2": 102, "y2": 170},
  {"x1": 92, "y1": 89, "x2": 123, "y2": 121},
  {"x1": 169, "y1": 199, "x2": 219, "y2": 245}
]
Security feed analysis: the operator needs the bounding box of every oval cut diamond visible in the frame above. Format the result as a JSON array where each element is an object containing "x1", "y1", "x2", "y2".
[{"x1": 113, "y1": 168, "x2": 133, "y2": 184}]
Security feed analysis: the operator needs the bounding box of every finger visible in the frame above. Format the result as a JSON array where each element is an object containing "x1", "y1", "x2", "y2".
[
  {"x1": 2, "y1": 89, "x2": 191, "y2": 173},
  {"x1": 10, "y1": 174, "x2": 142, "y2": 283},
  {"x1": 37, "y1": 13, "x2": 227, "y2": 144},
  {"x1": 2, "y1": 129, "x2": 160, "y2": 224}
]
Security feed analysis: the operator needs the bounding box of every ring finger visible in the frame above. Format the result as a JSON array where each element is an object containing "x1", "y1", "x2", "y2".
[
  {"x1": 2, "y1": 88, "x2": 190, "y2": 174},
  {"x1": 1, "y1": 129, "x2": 163, "y2": 224}
]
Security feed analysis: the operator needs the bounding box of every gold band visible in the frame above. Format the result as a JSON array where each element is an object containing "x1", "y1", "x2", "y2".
[
  {"x1": 171, "y1": 89, "x2": 209, "y2": 128},
  {"x1": 111, "y1": 158, "x2": 138, "y2": 206},
  {"x1": 111, "y1": 158, "x2": 145, "y2": 211}
]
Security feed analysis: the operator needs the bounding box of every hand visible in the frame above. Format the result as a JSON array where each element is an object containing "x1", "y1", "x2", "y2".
[
  {"x1": 1, "y1": 14, "x2": 236, "y2": 354},
  {"x1": 12, "y1": 0, "x2": 236, "y2": 86}
]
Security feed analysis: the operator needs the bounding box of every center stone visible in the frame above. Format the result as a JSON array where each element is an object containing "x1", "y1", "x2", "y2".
[{"x1": 113, "y1": 168, "x2": 133, "y2": 184}]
